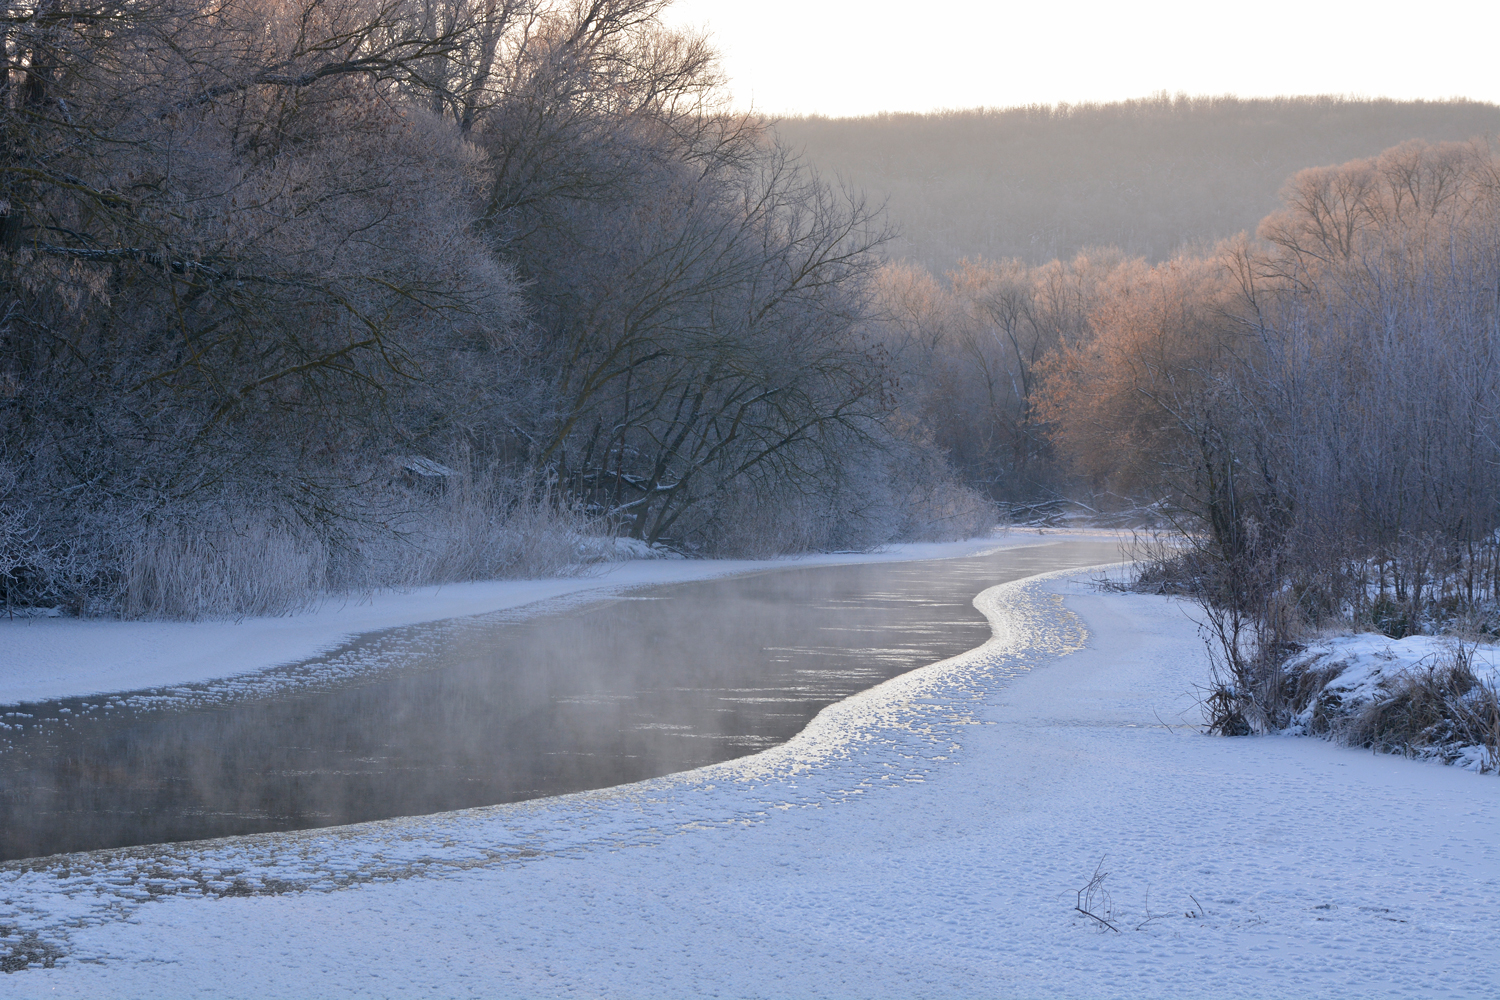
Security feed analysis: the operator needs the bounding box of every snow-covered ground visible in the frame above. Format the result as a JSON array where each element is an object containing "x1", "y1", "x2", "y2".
[
  {"x1": 3, "y1": 561, "x2": 1496, "y2": 997},
  {"x1": 0, "y1": 531, "x2": 1098, "y2": 706}
]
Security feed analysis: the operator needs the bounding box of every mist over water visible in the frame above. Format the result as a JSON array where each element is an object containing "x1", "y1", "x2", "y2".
[{"x1": 0, "y1": 541, "x2": 1121, "y2": 861}]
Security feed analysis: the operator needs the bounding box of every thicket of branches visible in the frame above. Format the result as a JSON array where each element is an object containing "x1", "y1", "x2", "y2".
[
  {"x1": 859, "y1": 135, "x2": 1500, "y2": 732},
  {"x1": 23, "y1": 0, "x2": 1485, "y2": 638},
  {"x1": 1, "y1": 0, "x2": 989, "y2": 618},
  {"x1": 867, "y1": 135, "x2": 1500, "y2": 751},
  {"x1": 1035, "y1": 139, "x2": 1500, "y2": 732},
  {"x1": 864, "y1": 254, "x2": 1115, "y2": 506}
]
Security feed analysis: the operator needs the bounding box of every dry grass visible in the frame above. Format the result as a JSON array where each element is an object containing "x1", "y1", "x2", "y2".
[
  {"x1": 1341, "y1": 649, "x2": 1500, "y2": 770},
  {"x1": 1126, "y1": 544, "x2": 1500, "y2": 771},
  {"x1": 377, "y1": 480, "x2": 592, "y2": 589},
  {"x1": 2, "y1": 467, "x2": 598, "y2": 621},
  {"x1": 120, "y1": 521, "x2": 329, "y2": 620}
]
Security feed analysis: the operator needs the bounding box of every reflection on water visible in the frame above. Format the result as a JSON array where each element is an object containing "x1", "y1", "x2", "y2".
[{"x1": 0, "y1": 540, "x2": 1121, "y2": 861}]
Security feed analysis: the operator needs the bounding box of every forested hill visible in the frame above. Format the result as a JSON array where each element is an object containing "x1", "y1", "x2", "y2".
[{"x1": 775, "y1": 96, "x2": 1500, "y2": 270}]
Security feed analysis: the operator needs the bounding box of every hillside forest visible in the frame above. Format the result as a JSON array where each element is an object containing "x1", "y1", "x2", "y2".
[
  {"x1": 777, "y1": 96, "x2": 1500, "y2": 269},
  {"x1": 4, "y1": 0, "x2": 1500, "y2": 646}
]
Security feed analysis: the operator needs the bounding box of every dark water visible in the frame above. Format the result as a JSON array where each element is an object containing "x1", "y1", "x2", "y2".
[{"x1": 0, "y1": 540, "x2": 1121, "y2": 861}]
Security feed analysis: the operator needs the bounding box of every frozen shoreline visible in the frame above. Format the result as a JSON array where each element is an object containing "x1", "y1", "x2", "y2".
[
  {"x1": 0, "y1": 529, "x2": 1114, "y2": 706},
  {"x1": 4, "y1": 562, "x2": 1497, "y2": 996}
]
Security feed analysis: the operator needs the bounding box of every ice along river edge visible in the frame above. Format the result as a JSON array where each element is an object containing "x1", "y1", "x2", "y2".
[{"x1": 0, "y1": 559, "x2": 1123, "y2": 963}]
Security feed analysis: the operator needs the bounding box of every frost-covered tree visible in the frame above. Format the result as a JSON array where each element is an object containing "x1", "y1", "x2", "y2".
[
  {"x1": 1037, "y1": 139, "x2": 1500, "y2": 653},
  {"x1": 0, "y1": 0, "x2": 990, "y2": 615},
  {"x1": 1, "y1": 0, "x2": 532, "y2": 614}
]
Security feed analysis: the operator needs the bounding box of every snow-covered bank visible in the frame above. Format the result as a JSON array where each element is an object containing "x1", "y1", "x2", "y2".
[
  {"x1": 4, "y1": 568, "x2": 1497, "y2": 997},
  {"x1": 1287, "y1": 633, "x2": 1500, "y2": 703},
  {"x1": 0, "y1": 530, "x2": 1112, "y2": 706},
  {"x1": 1284, "y1": 633, "x2": 1500, "y2": 772}
]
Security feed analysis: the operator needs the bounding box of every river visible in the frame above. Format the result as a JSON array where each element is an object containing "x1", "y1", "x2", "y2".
[{"x1": 0, "y1": 538, "x2": 1123, "y2": 861}]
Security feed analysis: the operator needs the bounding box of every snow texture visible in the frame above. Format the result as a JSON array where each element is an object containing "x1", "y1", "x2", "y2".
[
  {"x1": 2, "y1": 563, "x2": 1497, "y2": 997},
  {"x1": 1289, "y1": 633, "x2": 1500, "y2": 708}
]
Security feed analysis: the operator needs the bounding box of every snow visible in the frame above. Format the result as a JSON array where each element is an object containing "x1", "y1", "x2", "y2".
[
  {"x1": 4, "y1": 564, "x2": 1498, "y2": 997},
  {"x1": 1284, "y1": 631, "x2": 1500, "y2": 771},
  {"x1": 1288, "y1": 632, "x2": 1500, "y2": 708},
  {"x1": 0, "y1": 531, "x2": 1099, "y2": 707}
]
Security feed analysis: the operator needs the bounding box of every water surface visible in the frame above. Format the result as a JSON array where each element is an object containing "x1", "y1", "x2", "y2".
[{"x1": 0, "y1": 539, "x2": 1121, "y2": 860}]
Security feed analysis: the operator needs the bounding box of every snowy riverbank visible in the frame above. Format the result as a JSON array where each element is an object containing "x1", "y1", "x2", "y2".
[
  {"x1": 3, "y1": 564, "x2": 1497, "y2": 996},
  {"x1": 1284, "y1": 632, "x2": 1500, "y2": 773},
  {"x1": 0, "y1": 530, "x2": 1109, "y2": 706}
]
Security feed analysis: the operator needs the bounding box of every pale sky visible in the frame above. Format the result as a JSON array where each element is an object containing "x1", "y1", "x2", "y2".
[{"x1": 661, "y1": 0, "x2": 1500, "y2": 117}]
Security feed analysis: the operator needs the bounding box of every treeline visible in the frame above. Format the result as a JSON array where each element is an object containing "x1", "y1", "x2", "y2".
[
  {"x1": 891, "y1": 136, "x2": 1500, "y2": 732},
  {"x1": 0, "y1": 0, "x2": 988, "y2": 618},
  {"x1": 12, "y1": 0, "x2": 1494, "y2": 633},
  {"x1": 777, "y1": 96, "x2": 1500, "y2": 270},
  {"x1": 1048, "y1": 138, "x2": 1500, "y2": 636}
]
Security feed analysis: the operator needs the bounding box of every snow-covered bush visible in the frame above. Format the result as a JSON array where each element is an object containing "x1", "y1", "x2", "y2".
[{"x1": 1283, "y1": 636, "x2": 1500, "y2": 773}]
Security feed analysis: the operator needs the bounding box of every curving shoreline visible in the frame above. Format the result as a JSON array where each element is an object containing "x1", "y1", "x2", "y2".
[
  {"x1": 4, "y1": 563, "x2": 1498, "y2": 996},
  {"x1": 0, "y1": 531, "x2": 1119, "y2": 707}
]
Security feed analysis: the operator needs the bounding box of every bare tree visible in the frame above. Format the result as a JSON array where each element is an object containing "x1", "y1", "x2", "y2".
[{"x1": 0, "y1": 0, "x2": 531, "y2": 614}]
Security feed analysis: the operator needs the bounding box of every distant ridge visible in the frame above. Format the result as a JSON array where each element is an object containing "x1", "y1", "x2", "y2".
[{"x1": 775, "y1": 95, "x2": 1500, "y2": 270}]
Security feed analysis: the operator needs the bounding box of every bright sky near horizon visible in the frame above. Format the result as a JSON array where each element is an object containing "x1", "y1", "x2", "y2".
[{"x1": 661, "y1": 1, "x2": 1500, "y2": 117}]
